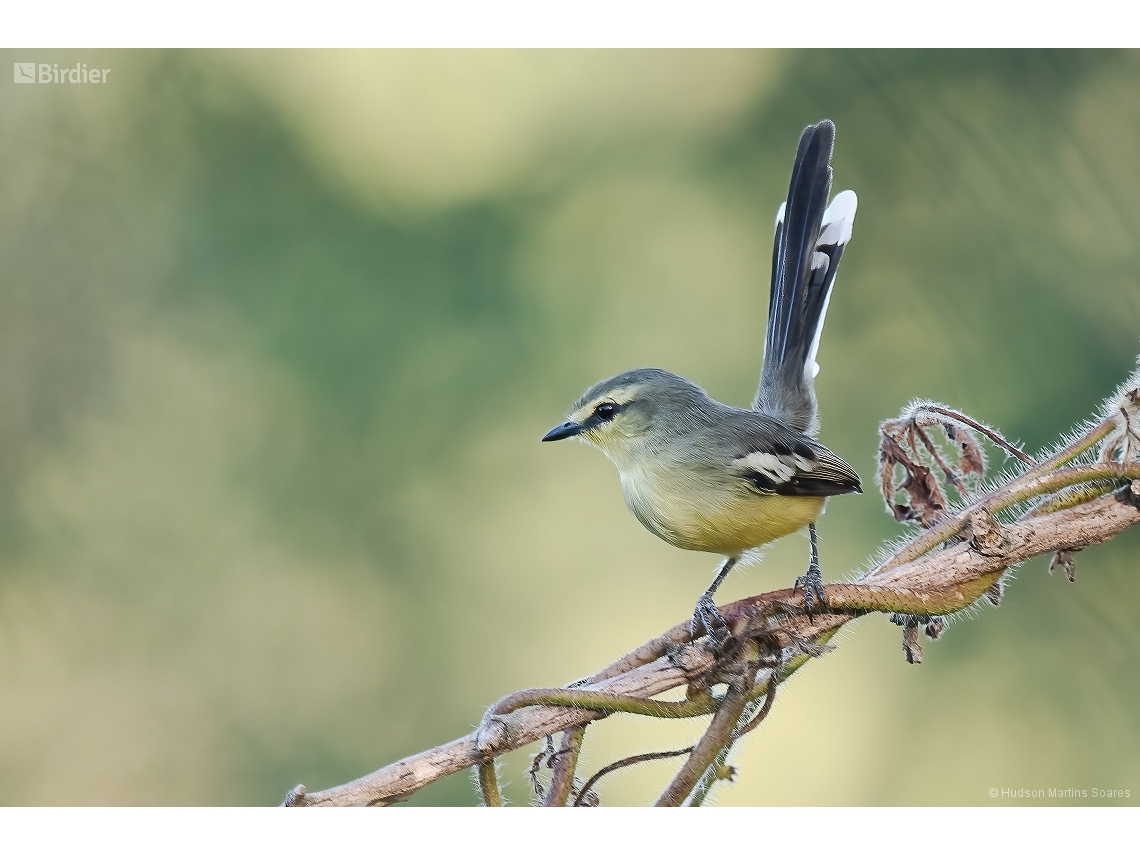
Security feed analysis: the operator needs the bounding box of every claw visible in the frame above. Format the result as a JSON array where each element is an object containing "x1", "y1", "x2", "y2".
[
  {"x1": 793, "y1": 566, "x2": 827, "y2": 620},
  {"x1": 795, "y1": 523, "x2": 827, "y2": 621},
  {"x1": 691, "y1": 595, "x2": 731, "y2": 650}
]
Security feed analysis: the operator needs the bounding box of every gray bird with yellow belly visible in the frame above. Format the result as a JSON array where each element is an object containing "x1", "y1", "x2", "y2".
[{"x1": 542, "y1": 120, "x2": 861, "y2": 643}]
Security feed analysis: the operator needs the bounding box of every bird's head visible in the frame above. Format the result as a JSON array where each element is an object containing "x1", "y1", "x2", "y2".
[{"x1": 542, "y1": 368, "x2": 707, "y2": 457}]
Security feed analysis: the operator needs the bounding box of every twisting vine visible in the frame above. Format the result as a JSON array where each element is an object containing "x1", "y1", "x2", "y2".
[{"x1": 281, "y1": 359, "x2": 1140, "y2": 808}]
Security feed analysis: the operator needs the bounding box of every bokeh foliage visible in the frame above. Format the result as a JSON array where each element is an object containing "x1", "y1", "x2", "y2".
[{"x1": 0, "y1": 49, "x2": 1137, "y2": 805}]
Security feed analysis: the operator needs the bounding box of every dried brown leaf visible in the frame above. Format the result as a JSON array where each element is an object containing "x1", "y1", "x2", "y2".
[
  {"x1": 879, "y1": 430, "x2": 947, "y2": 525},
  {"x1": 901, "y1": 463, "x2": 947, "y2": 527},
  {"x1": 955, "y1": 428, "x2": 986, "y2": 477},
  {"x1": 878, "y1": 433, "x2": 913, "y2": 506},
  {"x1": 879, "y1": 419, "x2": 955, "y2": 527},
  {"x1": 902, "y1": 622, "x2": 923, "y2": 664},
  {"x1": 880, "y1": 458, "x2": 898, "y2": 507},
  {"x1": 914, "y1": 424, "x2": 961, "y2": 488},
  {"x1": 914, "y1": 417, "x2": 985, "y2": 489},
  {"x1": 891, "y1": 503, "x2": 915, "y2": 523}
]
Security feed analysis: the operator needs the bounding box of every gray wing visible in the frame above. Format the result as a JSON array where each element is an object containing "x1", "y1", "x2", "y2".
[{"x1": 723, "y1": 412, "x2": 861, "y2": 498}]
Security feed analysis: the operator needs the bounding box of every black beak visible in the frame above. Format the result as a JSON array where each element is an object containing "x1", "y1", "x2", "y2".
[{"x1": 542, "y1": 420, "x2": 583, "y2": 442}]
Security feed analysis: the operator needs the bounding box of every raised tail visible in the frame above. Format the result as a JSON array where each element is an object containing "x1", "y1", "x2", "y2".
[{"x1": 754, "y1": 119, "x2": 857, "y2": 436}]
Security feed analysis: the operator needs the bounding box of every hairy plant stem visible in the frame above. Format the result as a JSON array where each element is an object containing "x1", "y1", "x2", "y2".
[
  {"x1": 477, "y1": 760, "x2": 502, "y2": 807},
  {"x1": 1037, "y1": 417, "x2": 1116, "y2": 471},
  {"x1": 543, "y1": 726, "x2": 586, "y2": 807},
  {"x1": 686, "y1": 745, "x2": 733, "y2": 807},
  {"x1": 688, "y1": 669, "x2": 780, "y2": 807},
  {"x1": 1020, "y1": 481, "x2": 1121, "y2": 519},
  {"x1": 820, "y1": 576, "x2": 1003, "y2": 616},
  {"x1": 487, "y1": 687, "x2": 718, "y2": 722},
  {"x1": 574, "y1": 747, "x2": 694, "y2": 807},
  {"x1": 875, "y1": 462, "x2": 1140, "y2": 574},
  {"x1": 909, "y1": 404, "x2": 1036, "y2": 465},
  {"x1": 656, "y1": 674, "x2": 753, "y2": 807}
]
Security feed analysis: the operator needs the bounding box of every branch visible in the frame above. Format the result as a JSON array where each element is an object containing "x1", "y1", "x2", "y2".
[
  {"x1": 542, "y1": 725, "x2": 586, "y2": 807},
  {"x1": 282, "y1": 364, "x2": 1140, "y2": 807},
  {"x1": 285, "y1": 487, "x2": 1139, "y2": 806},
  {"x1": 476, "y1": 760, "x2": 502, "y2": 807},
  {"x1": 655, "y1": 669, "x2": 754, "y2": 806},
  {"x1": 574, "y1": 746, "x2": 693, "y2": 807}
]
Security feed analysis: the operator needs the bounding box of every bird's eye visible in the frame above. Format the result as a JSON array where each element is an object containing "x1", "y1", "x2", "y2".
[{"x1": 595, "y1": 402, "x2": 618, "y2": 421}]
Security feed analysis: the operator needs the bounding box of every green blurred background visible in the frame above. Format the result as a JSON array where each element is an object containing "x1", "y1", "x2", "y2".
[{"x1": 0, "y1": 49, "x2": 1137, "y2": 806}]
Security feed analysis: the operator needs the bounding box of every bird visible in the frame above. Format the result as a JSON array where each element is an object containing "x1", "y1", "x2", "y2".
[{"x1": 541, "y1": 119, "x2": 861, "y2": 645}]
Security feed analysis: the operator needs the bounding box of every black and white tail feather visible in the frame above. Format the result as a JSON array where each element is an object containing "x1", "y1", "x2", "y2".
[{"x1": 754, "y1": 119, "x2": 857, "y2": 438}]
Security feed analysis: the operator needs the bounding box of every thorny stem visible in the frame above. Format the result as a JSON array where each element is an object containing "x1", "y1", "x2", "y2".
[
  {"x1": 1020, "y1": 481, "x2": 1121, "y2": 519},
  {"x1": 874, "y1": 462, "x2": 1140, "y2": 575},
  {"x1": 1037, "y1": 417, "x2": 1116, "y2": 472},
  {"x1": 911, "y1": 404, "x2": 1035, "y2": 465},
  {"x1": 877, "y1": 419, "x2": 1117, "y2": 574},
  {"x1": 477, "y1": 760, "x2": 502, "y2": 807},
  {"x1": 573, "y1": 747, "x2": 694, "y2": 807},
  {"x1": 543, "y1": 726, "x2": 586, "y2": 807}
]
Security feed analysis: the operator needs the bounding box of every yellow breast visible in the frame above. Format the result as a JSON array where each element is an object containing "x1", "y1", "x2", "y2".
[{"x1": 617, "y1": 459, "x2": 826, "y2": 556}]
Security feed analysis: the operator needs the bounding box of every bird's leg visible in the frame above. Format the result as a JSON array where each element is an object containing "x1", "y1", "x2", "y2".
[
  {"x1": 691, "y1": 557, "x2": 737, "y2": 649},
  {"x1": 793, "y1": 522, "x2": 827, "y2": 619}
]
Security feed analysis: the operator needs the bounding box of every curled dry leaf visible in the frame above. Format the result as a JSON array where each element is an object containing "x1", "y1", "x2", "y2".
[
  {"x1": 879, "y1": 401, "x2": 1004, "y2": 529},
  {"x1": 878, "y1": 432, "x2": 948, "y2": 526},
  {"x1": 902, "y1": 621, "x2": 923, "y2": 664},
  {"x1": 946, "y1": 424, "x2": 986, "y2": 477},
  {"x1": 880, "y1": 447, "x2": 900, "y2": 509},
  {"x1": 900, "y1": 463, "x2": 947, "y2": 527}
]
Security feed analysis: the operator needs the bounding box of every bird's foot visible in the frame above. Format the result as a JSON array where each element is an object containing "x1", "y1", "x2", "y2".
[
  {"x1": 793, "y1": 565, "x2": 827, "y2": 620},
  {"x1": 691, "y1": 595, "x2": 731, "y2": 650}
]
